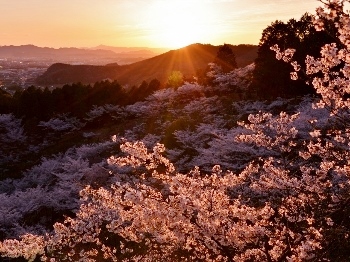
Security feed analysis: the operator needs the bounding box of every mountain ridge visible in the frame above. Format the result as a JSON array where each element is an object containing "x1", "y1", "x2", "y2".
[
  {"x1": 0, "y1": 44, "x2": 164, "y2": 65},
  {"x1": 91, "y1": 45, "x2": 169, "y2": 55},
  {"x1": 36, "y1": 43, "x2": 258, "y2": 87},
  {"x1": 0, "y1": 44, "x2": 116, "y2": 58}
]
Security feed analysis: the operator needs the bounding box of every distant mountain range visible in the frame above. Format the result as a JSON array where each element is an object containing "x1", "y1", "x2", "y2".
[
  {"x1": 91, "y1": 45, "x2": 169, "y2": 56},
  {"x1": 0, "y1": 44, "x2": 165, "y2": 65},
  {"x1": 36, "y1": 43, "x2": 258, "y2": 87}
]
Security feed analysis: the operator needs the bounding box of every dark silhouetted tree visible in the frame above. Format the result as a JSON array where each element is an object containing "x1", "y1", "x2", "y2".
[
  {"x1": 251, "y1": 13, "x2": 336, "y2": 99},
  {"x1": 214, "y1": 44, "x2": 237, "y2": 73},
  {"x1": 0, "y1": 89, "x2": 13, "y2": 114},
  {"x1": 145, "y1": 79, "x2": 161, "y2": 97}
]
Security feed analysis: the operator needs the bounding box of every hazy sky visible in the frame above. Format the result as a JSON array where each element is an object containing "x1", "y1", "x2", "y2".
[{"x1": 0, "y1": 0, "x2": 321, "y2": 48}]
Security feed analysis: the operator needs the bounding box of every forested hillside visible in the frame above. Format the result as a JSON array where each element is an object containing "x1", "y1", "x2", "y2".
[{"x1": 0, "y1": 1, "x2": 350, "y2": 261}]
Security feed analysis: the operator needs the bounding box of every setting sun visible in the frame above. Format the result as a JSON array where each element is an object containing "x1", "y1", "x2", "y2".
[{"x1": 144, "y1": 0, "x2": 213, "y2": 48}]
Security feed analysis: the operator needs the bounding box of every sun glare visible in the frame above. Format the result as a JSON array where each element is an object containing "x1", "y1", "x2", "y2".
[{"x1": 145, "y1": 1, "x2": 211, "y2": 48}]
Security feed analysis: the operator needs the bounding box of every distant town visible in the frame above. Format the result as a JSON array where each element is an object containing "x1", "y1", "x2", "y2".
[
  {"x1": 0, "y1": 58, "x2": 118, "y2": 93},
  {"x1": 0, "y1": 59, "x2": 48, "y2": 92}
]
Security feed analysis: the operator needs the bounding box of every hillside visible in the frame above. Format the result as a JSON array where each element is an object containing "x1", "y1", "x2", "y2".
[
  {"x1": 1, "y1": 60, "x2": 348, "y2": 261},
  {"x1": 36, "y1": 43, "x2": 258, "y2": 86},
  {"x1": 36, "y1": 63, "x2": 121, "y2": 85}
]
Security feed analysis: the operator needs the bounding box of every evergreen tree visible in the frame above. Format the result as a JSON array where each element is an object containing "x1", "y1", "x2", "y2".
[{"x1": 214, "y1": 44, "x2": 237, "y2": 72}]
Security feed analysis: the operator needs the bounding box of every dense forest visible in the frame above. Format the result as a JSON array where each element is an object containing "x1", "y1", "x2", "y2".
[{"x1": 0, "y1": 1, "x2": 350, "y2": 261}]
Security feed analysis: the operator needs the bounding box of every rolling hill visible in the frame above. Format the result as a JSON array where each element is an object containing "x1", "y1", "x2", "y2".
[{"x1": 36, "y1": 43, "x2": 258, "y2": 86}]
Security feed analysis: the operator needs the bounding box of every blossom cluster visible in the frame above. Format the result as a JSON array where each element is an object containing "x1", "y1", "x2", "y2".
[{"x1": 38, "y1": 114, "x2": 84, "y2": 132}]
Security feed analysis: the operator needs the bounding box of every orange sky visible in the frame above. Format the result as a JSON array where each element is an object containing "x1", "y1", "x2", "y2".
[{"x1": 1, "y1": 0, "x2": 321, "y2": 49}]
